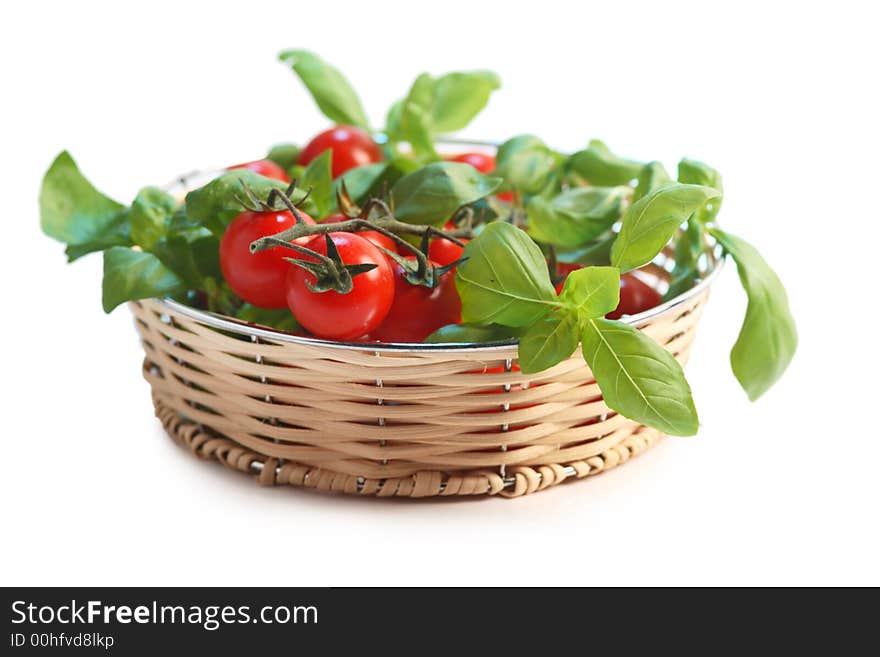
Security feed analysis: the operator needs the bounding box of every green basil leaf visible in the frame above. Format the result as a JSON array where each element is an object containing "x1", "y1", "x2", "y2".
[
  {"x1": 424, "y1": 322, "x2": 521, "y2": 344},
  {"x1": 557, "y1": 230, "x2": 616, "y2": 266},
  {"x1": 62, "y1": 213, "x2": 131, "y2": 262},
  {"x1": 130, "y1": 186, "x2": 178, "y2": 250},
  {"x1": 518, "y1": 312, "x2": 580, "y2": 374},
  {"x1": 392, "y1": 161, "x2": 501, "y2": 225},
  {"x1": 184, "y1": 170, "x2": 295, "y2": 237},
  {"x1": 430, "y1": 71, "x2": 501, "y2": 133},
  {"x1": 494, "y1": 135, "x2": 556, "y2": 194},
  {"x1": 152, "y1": 234, "x2": 221, "y2": 289},
  {"x1": 568, "y1": 140, "x2": 643, "y2": 187},
  {"x1": 278, "y1": 50, "x2": 369, "y2": 130},
  {"x1": 301, "y1": 150, "x2": 334, "y2": 218},
  {"x1": 663, "y1": 219, "x2": 704, "y2": 301},
  {"x1": 337, "y1": 163, "x2": 387, "y2": 203},
  {"x1": 633, "y1": 161, "x2": 672, "y2": 202},
  {"x1": 710, "y1": 228, "x2": 798, "y2": 401},
  {"x1": 456, "y1": 221, "x2": 557, "y2": 327},
  {"x1": 236, "y1": 305, "x2": 299, "y2": 332},
  {"x1": 678, "y1": 158, "x2": 723, "y2": 190},
  {"x1": 266, "y1": 143, "x2": 300, "y2": 171},
  {"x1": 611, "y1": 183, "x2": 722, "y2": 272},
  {"x1": 40, "y1": 151, "x2": 131, "y2": 259},
  {"x1": 581, "y1": 318, "x2": 699, "y2": 436},
  {"x1": 559, "y1": 266, "x2": 620, "y2": 318},
  {"x1": 527, "y1": 186, "x2": 628, "y2": 247},
  {"x1": 102, "y1": 246, "x2": 183, "y2": 312},
  {"x1": 678, "y1": 158, "x2": 723, "y2": 222},
  {"x1": 396, "y1": 73, "x2": 439, "y2": 160}
]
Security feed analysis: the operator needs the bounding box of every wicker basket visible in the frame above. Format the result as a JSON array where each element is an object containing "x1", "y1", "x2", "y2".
[
  {"x1": 131, "y1": 160, "x2": 723, "y2": 498},
  {"x1": 132, "y1": 249, "x2": 721, "y2": 499}
]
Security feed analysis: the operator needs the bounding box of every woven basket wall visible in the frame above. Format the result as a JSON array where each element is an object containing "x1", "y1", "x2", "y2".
[{"x1": 131, "y1": 257, "x2": 714, "y2": 498}]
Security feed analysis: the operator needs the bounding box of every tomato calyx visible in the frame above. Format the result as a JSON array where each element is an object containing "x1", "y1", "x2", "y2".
[
  {"x1": 283, "y1": 234, "x2": 378, "y2": 294},
  {"x1": 378, "y1": 245, "x2": 459, "y2": 289},
  {"x1": 234, "y1": 178, "x2": 313, "y2": 225}
]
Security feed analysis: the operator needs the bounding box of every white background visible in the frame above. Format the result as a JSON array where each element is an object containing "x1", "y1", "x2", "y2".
[{"x1": 2, "y1": 0, "x2": 878, "y2": 586}]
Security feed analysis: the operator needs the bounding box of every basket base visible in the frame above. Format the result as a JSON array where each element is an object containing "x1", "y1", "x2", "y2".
[{"x1": 154, "y1": 398, "x2": 664, "y2": 499}]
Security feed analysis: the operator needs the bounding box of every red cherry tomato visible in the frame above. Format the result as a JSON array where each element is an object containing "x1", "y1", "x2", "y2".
[
  {"x1": 370, "y1": 257, "x2": 462, "y2": 343},
  {"x1": 448, "y1": 152, "x2": 496, "y2": 174},
  {"x1": 554, "y1": 262, "x2": 584, "y2": 295},
  {"x1": 285, "y1": 232, "x2": 394, "y2": 340},
  {"x1": 227, "y1": 159, "x2": 290, "y2": 183},
  {"x1": 298, "y1": 126, "x2": 382, "y2": 178},
  {"x1": 606, "y1": 273, "x2": 662, "y2": 319},
  {"x1": 427, "y1": 221, "x2": 468, "y2": 267},
  {"x1": 321, "y1": 213, "x2": 396, "y2": 254},
  {"x1": 220, "y1": 209, "x2": 315, "y2": 309}
]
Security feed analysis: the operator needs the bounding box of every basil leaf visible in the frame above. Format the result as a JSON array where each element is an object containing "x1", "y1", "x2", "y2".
[
  {"x1": 581, "y1": 318, "x2": 699, "y2": 436},
  {"x1": 337, "y1": 163, "x2": 387, "y2": 203},
  {"x1": 527, "y1": 186, "x2": 628, "y2": 247},
  {"x1": 278, "y1": 50, "x2": 369, "y2": 130},
  {"x1": 184, "y1": 170, "x2": 294, "y2": 237},
  {"x1": 130, "y1": 186, "x2": 178, "y2": 250},
  {"x1": 392, "y1": 162, "x2": 501, "y2": 225},
  {"x1": 236, "y1": 305, "x2": 299, "y2": 332},
  {"x1": 633, "y1": 161, "x2": 672, "y2": 202},
  {"x1": 396, "y1": 73, "x2": 439, "y2": 160},
  {"x1": 611, "y1": 183, "x2": 722, "y2": 272},
  {"x1": 456, "y1": 221, "x2": 557, "y2": 327},
  {"x1": 430, "y1": 71, "x2": 501, "y2": 133},
  {"x1": 663, "y1": 219, "x2": 704, "y2": 301},
  {"x1": 710, "y1": 228, "x2": 798, "y2": 401},
  {"x1": 568, "y1": 140, "x2": 643, "y2": 187},
  {"x1": 495, "y1": 135, "x2": 556, "y2": 194},
  {"x1": 102, "y1": 246, "x2": 183, "y2": 312},
  {"x1": 678, "y1": 158, "x2": 723, "y2": 222},
  {"x1": 678, "y1": 158, "x2": 723, "y2": 190},
  {"x1": 519, "y1": 312, "x2": 580, "y2": 374},
  {"x1": 559, "y1": 266, "x2": 620, "y2": 318},
  {"x1": 301, "y1": 150, "x2": 334, "y2": 217},
  {"x1": 62, "y1": 214, "x2": 131, "y2": 262},
  {"x1": 557, "y1": 231, "x2": 616, "y2": 266},
  {"x1": 337, "y1": 158, "x2": 419, "y2": 206},
  {"x1": 424, "y1": 323, "x2": 521, "y2": 344},
  {"x1": 152, "y1": 234, "x2": 221, "y2": 289},
  {"x1": 266, "y1": 143, "x2": 300, "y2": 171},
  {"x1": 40, "y1": 151, "x2": 131, "y2": 260}
]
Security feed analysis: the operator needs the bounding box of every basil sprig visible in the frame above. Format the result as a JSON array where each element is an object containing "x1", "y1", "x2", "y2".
[
  {"x1": 40, "y1": 153, "x2": 289, "y2": 321},
  {"x1": 386, "y1": 71, "x2": 501, "y2": 160},
  {"x1": 456, "y1": 223, "x2": 699, "y2": 435}
]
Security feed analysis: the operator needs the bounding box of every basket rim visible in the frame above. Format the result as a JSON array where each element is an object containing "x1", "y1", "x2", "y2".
[{"x1": 151, "y1": 250, "x2": 723, "y2": 354}]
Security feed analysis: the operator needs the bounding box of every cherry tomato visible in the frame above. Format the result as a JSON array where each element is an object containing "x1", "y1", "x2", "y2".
[
  {"x1": 448, "y1": 152, "x2": 495, "y2": 174},
  {"x1": 370, "y1": 257, "x2": 462, "y2": 343},
  {"x1": 447, "y1": 152, "x2": 514, "y2": 202},
  {"x1": 606, "y1": 273, "x2": 662, "y2": 319},
  {"x1": 285, "y1": 232, "x2": 394, "y2": 340},
  {"x1": 298, "y1": 126, "x2": 382, "y2": 178},
  {"x1": 227, "y1": 159, "x2": 290, "y2": 183},
  {"x1": 554, "y1": 262, "x2": 584, "y2": 295},
  {"x1": 220, "y1": 209, "x2": 315, "y2": 309},
  {"x1": 427, "y1": 222, "x2": 468, "y2": 267},
  {"x1": 321, "y1": 213, "x2": 396, "y2": 254}
]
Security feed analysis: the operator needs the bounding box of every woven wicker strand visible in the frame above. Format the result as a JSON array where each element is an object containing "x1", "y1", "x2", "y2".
[{"x1": 132, "y1": 283, "x2": 707, "y2": 498}]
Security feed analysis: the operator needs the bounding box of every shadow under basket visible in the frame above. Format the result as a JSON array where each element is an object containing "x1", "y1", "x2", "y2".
[{"x1": 130, "y1": 241, "x2": 721, "y2": 499}]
